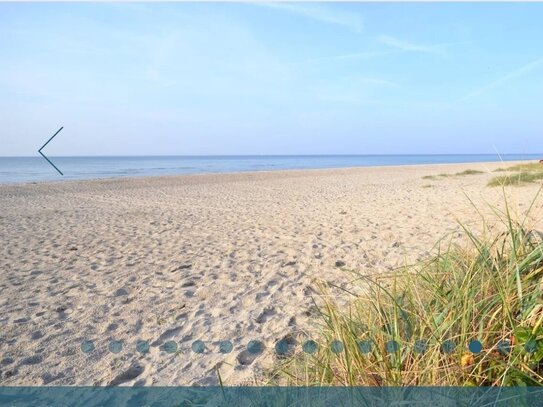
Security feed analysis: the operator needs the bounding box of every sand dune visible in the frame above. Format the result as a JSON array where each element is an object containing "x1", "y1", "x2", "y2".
[{"x1": 1, "y1": 161, "x2": 542, "y2": 386}]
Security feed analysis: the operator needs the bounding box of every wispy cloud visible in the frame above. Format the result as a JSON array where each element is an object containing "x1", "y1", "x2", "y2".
[
  {"x1": 257, "y1": 3, "x2": 363, "y2": 33},
  {"x1": 378, "y1": 35, "x2": 460, "y2": 56},
  {"x1": 300, "y1": 36, "x2": 457, "y2": 67},
  {"x1": 301, "y1": 50, "x2": 395, "y2": 65},
  {"x1": 458, "y1": 57, "x2": 543, "y2": 102}
]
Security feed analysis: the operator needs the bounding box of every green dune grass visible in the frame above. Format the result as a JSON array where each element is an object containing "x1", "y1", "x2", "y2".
[
  {"x1": 270, "y1": 191, "x2": 543, "y2": 386},
  {"x1": 456, "y1": 169, "x2": 484, "y2": 176},
  {"x1": 494, "y1": 163, "x2": 543, "y2": 173},
  {"x1": 489, "y1": 172, "x2": 543, "y2": 187},
  {"x1": 423, "y1": 170, "x2": 483, "y2": 181},
  {"x1": 489, "y1": 162, "x2": 543, "y2": 187},
  {"x1": 422, "y1": 173, "x2": 451, "y2": 180}
]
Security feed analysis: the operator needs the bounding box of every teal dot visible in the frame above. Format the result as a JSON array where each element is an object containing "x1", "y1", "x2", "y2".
[
  {"x1": 136, "y1": 340, "x2": 150, "y2": 354},
  {"x1": 80, "y1": 340, "x2": 95, "y2": 354},
  {"x1": 386, "y1": 340, "x2": 399, "y2": 354},
  {"x1": 468, "y1": 340, "x2": 482, "y2": 354},
  {"x1": 441, "y1": 340, "x2": 455, "y2": 354},
  {"x1": 247, "y1": 340, "x2": 263, "y2": 355},
  {"x1": 160, "y1": 341, "x2": 177, "y2": 354},
  {"x1": 524, "y1": 339, "x2": 537, "y2": 354},
  {"x1": 413, "y1": 340, "x2": 427, "y2": 355},
  {"x1": 108, "y1": 340, "x2": 123, "y2": 354},
  {"x1": 219, "y1": 340, "x2": 233, "y2": 354},
  {"x1": 302, "y1": 340, "x2": 318, "y2": 354},
  {"x1": 191, "y1": 340, "x2": 205, "y2": 354},
  {"x1": 497, "y1": 339, "x2": 511, "y2": 355},
  {"x1": 275, "y1": 340, "x2": 289, "y2": 356},
  {"x1": 357, "y1": 340, "x2": 372, "y2": 354},
  {"x1": 330, "y1": 340, "x2": 344, "y2": 354}
]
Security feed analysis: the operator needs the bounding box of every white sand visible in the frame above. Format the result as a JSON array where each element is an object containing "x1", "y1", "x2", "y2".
[{"x1": 1, "y1": 161, "x2": 542, "y2": 385}]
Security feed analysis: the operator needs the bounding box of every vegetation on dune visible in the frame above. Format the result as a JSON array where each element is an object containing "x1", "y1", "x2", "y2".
[
  {"x1": 494, "y1": 163, "x2": 543, "y2": 173},
  {"x1": 421, "y1": 162, "x2": 543, "y2": 186},
  {"x1": 488, "y1": 172, "x2": 543, "y2": 187},
  {"x1": 422, "y1": 169, "x2": 483, "y2": 181},
  {"x1": 489, "y1": 162, "x2": 543, "y2": 187},
  {"x1": 456, "y1": 169, "x2": 484, "y2": 176},
  {"x1": 422, "y1": 173, "x2": 451, "y2": 180},
  {"x1": 271, "y1": 191, "x2": 543, "y2": 386}
]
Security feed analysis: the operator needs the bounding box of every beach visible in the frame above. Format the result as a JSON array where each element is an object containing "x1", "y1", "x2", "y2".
[{"x1": 1, "y1": 161, "x2": 542, "y2": 386}]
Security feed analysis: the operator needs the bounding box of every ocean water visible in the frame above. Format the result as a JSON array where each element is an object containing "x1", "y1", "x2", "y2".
[{"x1": 0, "y1": 154, "x2": 541, "y2": 184}]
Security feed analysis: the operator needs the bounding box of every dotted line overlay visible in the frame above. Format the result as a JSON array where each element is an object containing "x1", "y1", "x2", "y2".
[{"x1": 80, "y1": 338, "x2": 537, "y2": 356}]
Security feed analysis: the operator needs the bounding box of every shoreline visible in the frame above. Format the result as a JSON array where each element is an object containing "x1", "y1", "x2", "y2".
[{"x1": 0, "y1": 159, "x2": 535, "y2": 188}]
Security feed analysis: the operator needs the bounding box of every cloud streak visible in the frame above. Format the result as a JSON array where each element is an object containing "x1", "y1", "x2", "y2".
[
  {"x1": 378, "y1": 35, "x2": 460, "y2": 56},
  {"x1": 300, "y1": 36, "x2": 458, "y2": 67},
  {"x1": 257, "y1": 3, "x2": 363, "y2": 33},
  {"x1": 301, "y1": 50, "x2": 395, "y2": 65},
  {"x1": 458, "y1": 57, "x2": 543, "y2": 102}
]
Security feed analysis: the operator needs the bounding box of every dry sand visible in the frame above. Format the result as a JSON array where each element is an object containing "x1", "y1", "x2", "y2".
[{"x1": 1, "y1": 161, "x2": 542, "y2": 386}]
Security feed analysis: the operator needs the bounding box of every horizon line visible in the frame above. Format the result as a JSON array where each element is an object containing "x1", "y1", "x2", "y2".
[{"x1": 2, "y1": 153, "x2": 543, "y2": 159}]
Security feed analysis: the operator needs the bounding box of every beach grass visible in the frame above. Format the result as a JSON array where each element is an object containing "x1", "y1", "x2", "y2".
[
  {"x1": 494, "y1": 163, "x2": 543, "y2": 173},
  {"x1": 489, "y1": 162, "x2": 543, "y2": 187},
  {"x1": 456, "y1": 169, "x2": 484, "y2": 176},
  {"x1": 423, "y1": 169, "x2": 483, "y2": 181},
  {"x1": 488, "y1": 172, "x2": 543, "y2": 187},
  {"x1": 422, "y1": 174, "x2": 450, "y2": 180},
  {"x1": 270, "y1": 190, "x2": 543, "y2": 386}
]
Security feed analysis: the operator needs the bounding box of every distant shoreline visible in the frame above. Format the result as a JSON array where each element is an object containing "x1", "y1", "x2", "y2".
[
  {"x1": 1, "y1": 155, "x2": 541, "y2": 185},
  {"x1": 1, "y1": 153, "x2": 543, "y2": 159},
  {"x1": 0, "y1": 159, "x2": 537, "y2": 188}
]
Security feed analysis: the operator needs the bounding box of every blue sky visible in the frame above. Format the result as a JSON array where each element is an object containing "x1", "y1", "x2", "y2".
[{"x1": 1, "y1": 2, "x2": 542, "y2": 156}]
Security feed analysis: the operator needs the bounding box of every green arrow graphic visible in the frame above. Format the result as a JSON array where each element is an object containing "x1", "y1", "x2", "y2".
[{"x1": 38, "y1": 127, "x2": 64, "y2": 175}]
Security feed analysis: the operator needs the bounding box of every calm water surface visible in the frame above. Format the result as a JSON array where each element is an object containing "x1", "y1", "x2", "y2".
[{"x1": 1, "y1": 155, "x2": 541, "y2": 184}]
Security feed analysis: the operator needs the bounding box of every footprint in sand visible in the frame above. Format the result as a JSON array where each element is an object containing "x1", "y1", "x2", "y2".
[
  {"x1": 254, "y1": 291, "x2": 270, "y2": 302},
  {"x1": 30, "y1": 331, "x2": 44, "y2": 340},
  {"x1": 236, "y1": 350, "x2": 257, "y2": 366},
  {"x1": 151, "y1": 326, "x2": 183, "y2": 346},
  {"x1": 108, "y1": 363, "x2": 145, "y2": 386},
  {"x1": 20, "y1": 355, "x2": 43, "y2": 366},
  {"x1": 256, "y1": 307, "x2": 276, "y2": 324},
  {"x1": 236, "y1": 340, "x2": 264, "y2": 366}
]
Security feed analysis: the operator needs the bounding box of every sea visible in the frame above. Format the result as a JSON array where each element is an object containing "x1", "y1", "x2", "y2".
[{"x1": 0, "y1": 154, "x2": 541, "y2": 184}]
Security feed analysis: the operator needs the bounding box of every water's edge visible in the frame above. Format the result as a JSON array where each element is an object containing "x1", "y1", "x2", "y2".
[{"x1": 1, "y1": 155, "x2": 541, "y2": 184}]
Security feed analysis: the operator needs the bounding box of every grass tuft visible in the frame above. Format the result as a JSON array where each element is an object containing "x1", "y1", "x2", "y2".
[
  {"x1": 423, "y1": 170, "x2": 483, "y2": 181},
  {"x1": 488, "y1": 172, "x2": 543, "y2": 187},
  {"x1": 271, "y1": 191, "x2": 543, "y2": 386},
  {"x1": 456, "y1": 169, "x2": 484, "y2": 176},
  {"x1": 489, "y1": 162, "x2": 543, "y2": 187},
  {"x1": 495, "y1": 162, "x2": 543, "y2": 173}
]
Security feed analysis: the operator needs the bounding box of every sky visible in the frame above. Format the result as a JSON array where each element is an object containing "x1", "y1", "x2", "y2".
[{"x1": 1, "y1": 2, "x2": 542, "y2": 156}]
